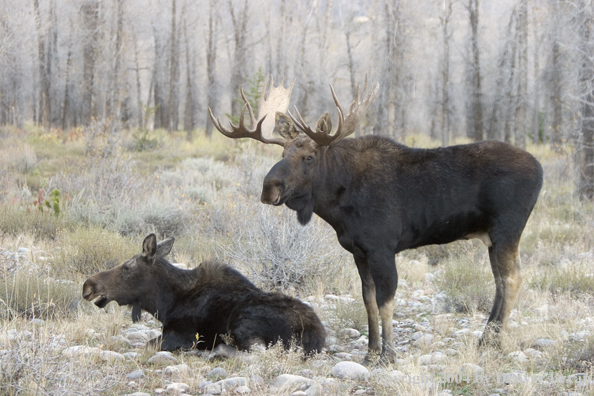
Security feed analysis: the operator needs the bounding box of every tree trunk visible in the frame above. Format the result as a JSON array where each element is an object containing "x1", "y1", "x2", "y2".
[
  {"x1": 183, "y1": 13, "x2": 196, "y2": 140},
  {"x1": 168, "y1": 0, "x2": 179, "y2": 132},
  {"x1": 466, "y1": 0, "x2": 483, "y2": 142},
  {"x1": 579, "y1": 3, "x2": 594, "y2": 200},
  {"x1": 514, "y1": 0, "x2": 528, "y2": 149},
  {"x1": 440, "y1": 0, "x2": 452, "y2": 146},
  {"x1": 205, "y1": 0, "x2": 218, "y2": 137},
  {"x1": 229, "y1": 0, "x2": 249, "y2": 118},
  {"x1": 33, "y1": 0, "x2": 51, "y2": 129},
  {"x1": 81, "y1": 0, "x2": 99, "y2": 125}
]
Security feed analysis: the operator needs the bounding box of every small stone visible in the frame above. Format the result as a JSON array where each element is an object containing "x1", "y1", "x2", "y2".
[
  {"x1": 61, "y1": 346, "x2": 101, "y2": 357},
  {"x1": 99, "y1": 351, "x2": 125, "y2": 361},
  {"x1": 126, "y1": 332, "x2": 148, "y2": 342},
  {"x1": 269, "y1": 374, "x2": 311, "y2": 394},
  {"x1": 205, "y1": 377, "x2": 248, "y2": 395},
  {"x1": 411, "y1": 331, "x2": 424, "y2": 341},
  {"x1": 508, "y1": 351, "x2": 528, "y2": 363},
  {"x1": 165, "y1": 382, "x2": 190, "y2": 394},
  {"x1": 208, "y1": 367, "x2": 228, "y2": 379},
  {"x1": 413, "y1": 334, "x2": 434, "y2": 348},
  {"x1": 523, "y1": 348, "x2": 543, "y2": 360},
  {"x1": 331, "y1": 361, "x2": 370, "y2": 381},
  {"x1": 165, "y1": 364, "x2": 190, "y2": 376},
  {"x1": 460, "y1": 363, "x2": 484, "y2": 376},
  {"x1": 30, "y1": 319, "x2": 45, "y2": 326},
  {"x1": 531, "y1": 339, "x2": 556, "y2": 350},
  {"x1": 123, "y1": 352, "x2": 142, "y2": 360},
  {"x1": 419, "y1": 352, "x2": 447, "y2": 365},
  {"x1": 454, "y1": 328, "x2": 472, "y2": 338},
  {"x1": 338, "y1": 328, "x2": 361, "y2": 339},
  {"x1": 147, "y1": 351, "x2": 178, "y2": 365},
  {"x1": 124, "y1": 393, "x2": 151, "y2": 396},
  {"x1": 234, "y1": 385, "x2": 251, "y2": 394},
  {"x1": 126, "y1": 370, "x2": 145, "y2": 380},
  {"x1": 424, "y1": 273, "x2": 435, "y2": 282}
]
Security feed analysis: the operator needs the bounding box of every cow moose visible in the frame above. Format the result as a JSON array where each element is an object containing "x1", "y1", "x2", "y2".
[
  {"x1": 82, "y1": 234, "x2": 326, "y2": 354},
  {"x1": 209, "y1": 76, "x2": 544, "y2": 363}
]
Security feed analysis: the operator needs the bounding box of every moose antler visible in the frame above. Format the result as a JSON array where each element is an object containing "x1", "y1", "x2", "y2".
[
  {"x1": 289, "y1": 75, "x2": 379, "y2": 146},
  {"x1": 208, "y1": 75, "x2": 294, "y2": 147}
]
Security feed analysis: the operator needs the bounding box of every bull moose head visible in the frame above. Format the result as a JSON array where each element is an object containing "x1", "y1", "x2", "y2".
[{"x1": 208, "y1": 75, "x2": 378, "y2": 225}]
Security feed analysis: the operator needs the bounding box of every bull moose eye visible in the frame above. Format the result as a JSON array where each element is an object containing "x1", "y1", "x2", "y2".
[{"x1": 306, "y1": 155, "x2": 314, "y2": 161}]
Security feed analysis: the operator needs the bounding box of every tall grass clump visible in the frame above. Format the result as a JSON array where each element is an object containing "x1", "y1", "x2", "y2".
[
  {"x1": 55, "y1": 226, "x2": 138, "y2": 276},
  {"x1": 0, "y1": 205, "x2": 64, "y2": 240},
  {"x1": 434, "y1": 249, "x2": 494, "y2": 314},
  {"x1": 527, "y1": 262, "x2": 594, "y2": 297},
  {"x1": 0, "y1": 273, "x2": 80, "y2": 319}
]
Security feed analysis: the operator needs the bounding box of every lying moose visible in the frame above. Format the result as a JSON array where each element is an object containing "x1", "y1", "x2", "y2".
[{"x1": 82, "y1": 234, "x2": 326, "y2": 354}]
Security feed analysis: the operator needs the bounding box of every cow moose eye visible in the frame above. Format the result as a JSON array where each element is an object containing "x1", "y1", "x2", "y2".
[{"x1": 306, "y1": 155, "x2": 314, "y2": 161}]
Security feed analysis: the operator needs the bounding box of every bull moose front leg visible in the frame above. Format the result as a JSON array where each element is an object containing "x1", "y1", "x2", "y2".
[{"x1": 355, "y1": 251, "x2": 398, "y2": 364}]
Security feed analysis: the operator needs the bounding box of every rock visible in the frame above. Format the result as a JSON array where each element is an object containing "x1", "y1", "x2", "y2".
[
  {"x1": 234, "y1": 385, "x2": 251, "y2": 394},
  {"x1": 460, "y1": 363, "x2": 484, "y2": 376},
  {"x1": 424, "y1": 273, "x2": 435, "y2": 282},
  {"x1": 531, "y1": 339, "x2": 556, "y2": 350},
  {"x1": 165, "y1": 382, "x2": 190, "y2": 394},
  {"x1": 508, "y1": 351, "x2": 528, "y2": 363},
  {"x1": 111, "y1": 335, "x2": 132, "y2": 347},
  {"x1": 333, "y1": 352, "x2": 353, "y2": 361},
  {"x1": 124, "y1": 393, "x2": 151, "y2": 396},
  {"x1": 413, "y1": 334, "x2": 434, "y2": 348},
  {"x1": 445, "y1": 349, "x2": 458, "y2": 356},
  {"x1": 123, "y1": 352, "x2": 142, "y2": 360},
  {"x1": 147, "y1": 351, "x2": 178, "y2": 365},
  {"x1": 126, "y1": 332, "x2": 148, "y2": 342},
  {"x1": 331, "y1": 361, "x2": 370, "y2": 381},
  {"x1": 208, "y1": 367, "x2": 228, "y2": 379},
  {"x1": 126, "y1": 370, "x2": 145, "y2": 380},
  {"x1": 432, "y1": 292, "x2": 452, "y2": 314},
  {"x1": 305, "y1": 383, "x2": 324, "y2": 396},
  {"x1": 453, "y1": 328, "x2": 472, "y2": 338},
  {"x1": 61, "y1": 346, "x2": 101, "y2": 357},
  {"x1": 269, "y1": 374, "x2": 312, "y2": 394},
  {"x1": 205, "y1": 378, "x2": 248, "y2": 395},
  {"x1": 419, "y1": 352, "x2": 447, "y2": 365},
  {"x1": 30, "y1": 319, "x2": 45, "y2": 326},
  {"x1": 165, "y1": 364, "x2": 190, "y2": 376},
  {"x1": 570, "y1": 330, "x2": 591, "y2": 341},
  {"x1": 523, "y1": 348, "x2": 543, "y2": 360},
  {"x1": 99, "y1": 351, "x2": 125, "y2": 361},
  {"x1": 338, "y1": 328, "x2": 360, "y2": 339},
  {"x1": 411, "y1": 331, "x2": 424, "y2": 341}
]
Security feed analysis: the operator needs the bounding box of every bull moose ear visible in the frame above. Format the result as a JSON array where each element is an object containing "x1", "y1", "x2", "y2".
[
  {"x1": 142, "y1": 234, "x2": 157, "y2": 259},
  {"x1": 156, "y1": 237, "x2": 175, "y2": 257},
  {"x1": 274, "y1": 112, "x2": 299, "y2": 140}
]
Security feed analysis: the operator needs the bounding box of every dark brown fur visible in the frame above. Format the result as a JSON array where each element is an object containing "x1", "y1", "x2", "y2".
[{"x1": 82, "y1": 234, "x2": 326, "y2": 354}]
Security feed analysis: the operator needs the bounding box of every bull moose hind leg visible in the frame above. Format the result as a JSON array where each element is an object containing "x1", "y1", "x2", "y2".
[
  {"x1": 481, "y1": 240, "x2": 522, "y2": 347},
  {"x1": 355, "y1": 255, "x2": 398, "y2": 364}
]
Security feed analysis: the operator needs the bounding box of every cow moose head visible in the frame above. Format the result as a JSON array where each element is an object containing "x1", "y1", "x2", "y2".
[{"x1": 82, "y1": 234, "x2": 175, "y2": 320}]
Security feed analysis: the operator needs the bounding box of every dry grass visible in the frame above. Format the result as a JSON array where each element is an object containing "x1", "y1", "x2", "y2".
[{"x1": 0, "y1": 129, "x2": 593, "y2": 395}]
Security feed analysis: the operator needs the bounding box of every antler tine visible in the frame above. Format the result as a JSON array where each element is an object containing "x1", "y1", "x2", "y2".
[
  {"x1": 292, "y1": 76, "x2": 379, "y2": 146},
  {"x1": 240, "y1": 86, "x2": 256, "y2": 127}
]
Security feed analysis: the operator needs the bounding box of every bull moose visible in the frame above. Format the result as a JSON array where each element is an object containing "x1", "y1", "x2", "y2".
[
  {"x1": 209, "y1": 76, "x2": 544, "y2": 363},
  {"x1": 82, "y1": 234, "x2": 326, "y2": 354}
]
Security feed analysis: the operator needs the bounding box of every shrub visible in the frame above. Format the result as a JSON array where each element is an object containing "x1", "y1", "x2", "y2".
[
  {"x1": 55, "y1": 226, "x2": 138, "y2": 276},
  {"x1": 0, "y1": 205, "x2": 64, "y2": 240},
  {"x1": 0, "y1": 273, "x2": 80, "y2": 319},
  {"x1": 434, "y1": 249, "x2": 494, "y2": 314},
  {"x1": 527, "y1": 263, "x2": 594, "y2": 297}
]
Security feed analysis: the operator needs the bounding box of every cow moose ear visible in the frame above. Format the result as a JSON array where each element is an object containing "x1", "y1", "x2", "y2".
[
  {"x1": 142, "y1": 234, "x2": 158, "y2": 259},
  {"x1": 274, "y1": 112, "x2": 299, "y2": 140},
  {"x1": 156, "y1": 237, "x2": 175, "y2": 257}
]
